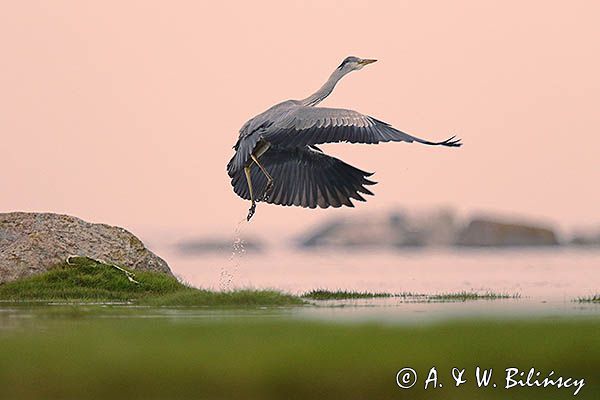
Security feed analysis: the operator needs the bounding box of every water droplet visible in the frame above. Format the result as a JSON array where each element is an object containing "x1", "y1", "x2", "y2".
[{"x1": 219, "y1": 219, "x2": 247, "y2": 291}]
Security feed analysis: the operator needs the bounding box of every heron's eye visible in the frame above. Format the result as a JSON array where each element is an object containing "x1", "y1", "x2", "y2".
[{"x1": 337, "y1": 57, "x2": 355, "y2": 69}]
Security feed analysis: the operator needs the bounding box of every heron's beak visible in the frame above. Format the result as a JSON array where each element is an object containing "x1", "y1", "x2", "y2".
[{"x1": 359, "y1": 59, "x2": 377, "y2": 65}]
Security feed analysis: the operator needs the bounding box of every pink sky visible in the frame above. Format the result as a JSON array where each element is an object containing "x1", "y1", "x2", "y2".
[{"x1": 1, "y1": 1, "x2": 599, "y2": 241}]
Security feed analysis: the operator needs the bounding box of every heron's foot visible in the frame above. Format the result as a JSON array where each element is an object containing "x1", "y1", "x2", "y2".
[
  {"x1": 247, "y1": 203, "x2": 256, "y2": 221},
  {"x1": 263, "y1": 179, "x2": 274, "y2": 200}
]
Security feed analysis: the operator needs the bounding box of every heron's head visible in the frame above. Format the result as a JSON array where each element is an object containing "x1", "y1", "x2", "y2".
[{"x1": 337, "y1": 56, "x2": 377, "y2": 72}]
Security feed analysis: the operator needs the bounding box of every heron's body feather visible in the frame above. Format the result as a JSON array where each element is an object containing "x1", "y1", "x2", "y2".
[{"x1": 231, "y1": 147, "x2": 375, "y2": 209}]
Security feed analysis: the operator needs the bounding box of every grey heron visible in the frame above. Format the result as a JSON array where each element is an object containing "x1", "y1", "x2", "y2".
[{"x1": 227, "y1": 56, "x2": 461, "y2": 221}]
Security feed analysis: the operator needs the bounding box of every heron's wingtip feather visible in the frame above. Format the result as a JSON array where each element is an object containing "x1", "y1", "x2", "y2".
[{"x1": 440, "y1": 134, "x2": 462, "y2": 147}]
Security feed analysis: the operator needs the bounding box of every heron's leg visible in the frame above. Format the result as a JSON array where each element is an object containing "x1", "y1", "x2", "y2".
[
  {"x1": 244, "y1": 166, "x2": 256, "y2": 221},
  {"x1": 250, "y1": 154, "x2": 274, "y2": 199}
]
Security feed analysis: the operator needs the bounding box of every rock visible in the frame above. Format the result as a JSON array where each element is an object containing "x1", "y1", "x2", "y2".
[
  {"x1": 298, "y1": 209, "x2": 458, "y2": 249},
  {"x1": 0, "y1": 212, "x2": 171, "y2": 284},
  {"x1": 456, "y1": 218, "x2": 559, "y2": 247},
  {"x1": 570, "y1": 230, "x2": 600, "y2": 246},
  {"x1": 298, "y1": 213, "x2": 423, "y2": 248},
  {"x1": 299, "y1": 217, "x2": 390, "y2": 249}
]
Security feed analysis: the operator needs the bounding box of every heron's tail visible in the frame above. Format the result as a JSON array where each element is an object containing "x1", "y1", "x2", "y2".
[{"x1": 230, "y1": 147, "x2": 376, "y2": 209}]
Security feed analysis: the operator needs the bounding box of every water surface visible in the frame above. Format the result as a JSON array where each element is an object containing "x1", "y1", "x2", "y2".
[{"x1": 160, "y1": 247, "x2": 600, "y2": 300}]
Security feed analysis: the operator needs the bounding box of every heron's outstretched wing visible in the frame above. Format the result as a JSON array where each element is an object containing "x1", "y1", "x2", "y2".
[
  {"x1": 230, "y1": 147, "x2": 376, "y2": 209},
  {"x1": 263, "y1": 106, "x2": 461, "y2": 148}
]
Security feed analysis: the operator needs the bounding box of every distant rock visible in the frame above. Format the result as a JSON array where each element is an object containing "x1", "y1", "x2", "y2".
[
  {"x1": 298, "y1": 209, "x2": 457, "y2": 249},
  {"x1": 298, "y1": 210, "x2": 563, "y2": 250},
  {"x1": 298, "y1": 214, "x2": 422, "y2": 248},
  {"x1": 0, "y1": 212, "x2": 171, "y2": 284},
  {"x1": 175, "y1": 238, "x2": 263, "y2": 255},
  {"x1": 456, "y1": 218, "x2": 559, "y2": 247},
  {"x1": 570, "y1": 231, "x2": 600, "y2": 246}
]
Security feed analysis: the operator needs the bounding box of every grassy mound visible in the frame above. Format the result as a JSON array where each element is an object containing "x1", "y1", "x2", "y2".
[
  {"x1": 0, "y1": 257, "x2": 302, "y2": 306},
  {"x1": 0, "y1": 257, "x2": 185, "y2": 301}
]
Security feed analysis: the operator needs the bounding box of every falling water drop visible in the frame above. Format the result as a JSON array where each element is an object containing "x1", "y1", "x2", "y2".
[{"x1": 219, "y1": 218, "x2": 247, "y2": 291}]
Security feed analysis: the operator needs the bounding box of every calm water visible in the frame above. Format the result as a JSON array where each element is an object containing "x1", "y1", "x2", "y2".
[{"x1": 158, "y1": 246, "x2": 600, "y2": 299}]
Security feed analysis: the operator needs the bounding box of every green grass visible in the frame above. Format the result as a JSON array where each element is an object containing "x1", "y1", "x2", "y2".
[
  {"x1": 0, "y1": 314, "x2": 597, "y2": 400},
  {"x1": 0, "y1": 257, "x2": 185, "y2": 301},
  {"x1": 0, "y1": 257, "x2": 302, "y2": 306},
  {"x1": 577, "y1": 295, "x2": 600, "y2": 303},
  {"x1": 428, "y1": 291, "x2": 521, "y2": 301},
  {"x1": 301, "y1": 289, "x2": 519, "y2": 302},
  {"x1": 302, "y1": 289, "x2": 398, "y2": 300}
]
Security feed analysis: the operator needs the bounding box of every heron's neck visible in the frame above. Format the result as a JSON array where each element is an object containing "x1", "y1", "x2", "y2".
[{"x1": 300, "y1": 68, "x2": 349, "y2": 107}]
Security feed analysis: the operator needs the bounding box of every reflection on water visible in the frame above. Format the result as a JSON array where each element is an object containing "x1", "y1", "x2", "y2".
[
  {"x1": 297, "y1": 297, "x2": 600, "y2": 322},
  {"x1": 158, "y1": 247, "x2": 600, "y2": 300},
  {"x1": 1, "y1": 297, "x2": 600, "y2": 327}
]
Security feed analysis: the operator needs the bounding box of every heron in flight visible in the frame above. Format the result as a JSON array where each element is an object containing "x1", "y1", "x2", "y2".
[{"x1": 227, "y1": 56, "x2": 461, "y2": 221}]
